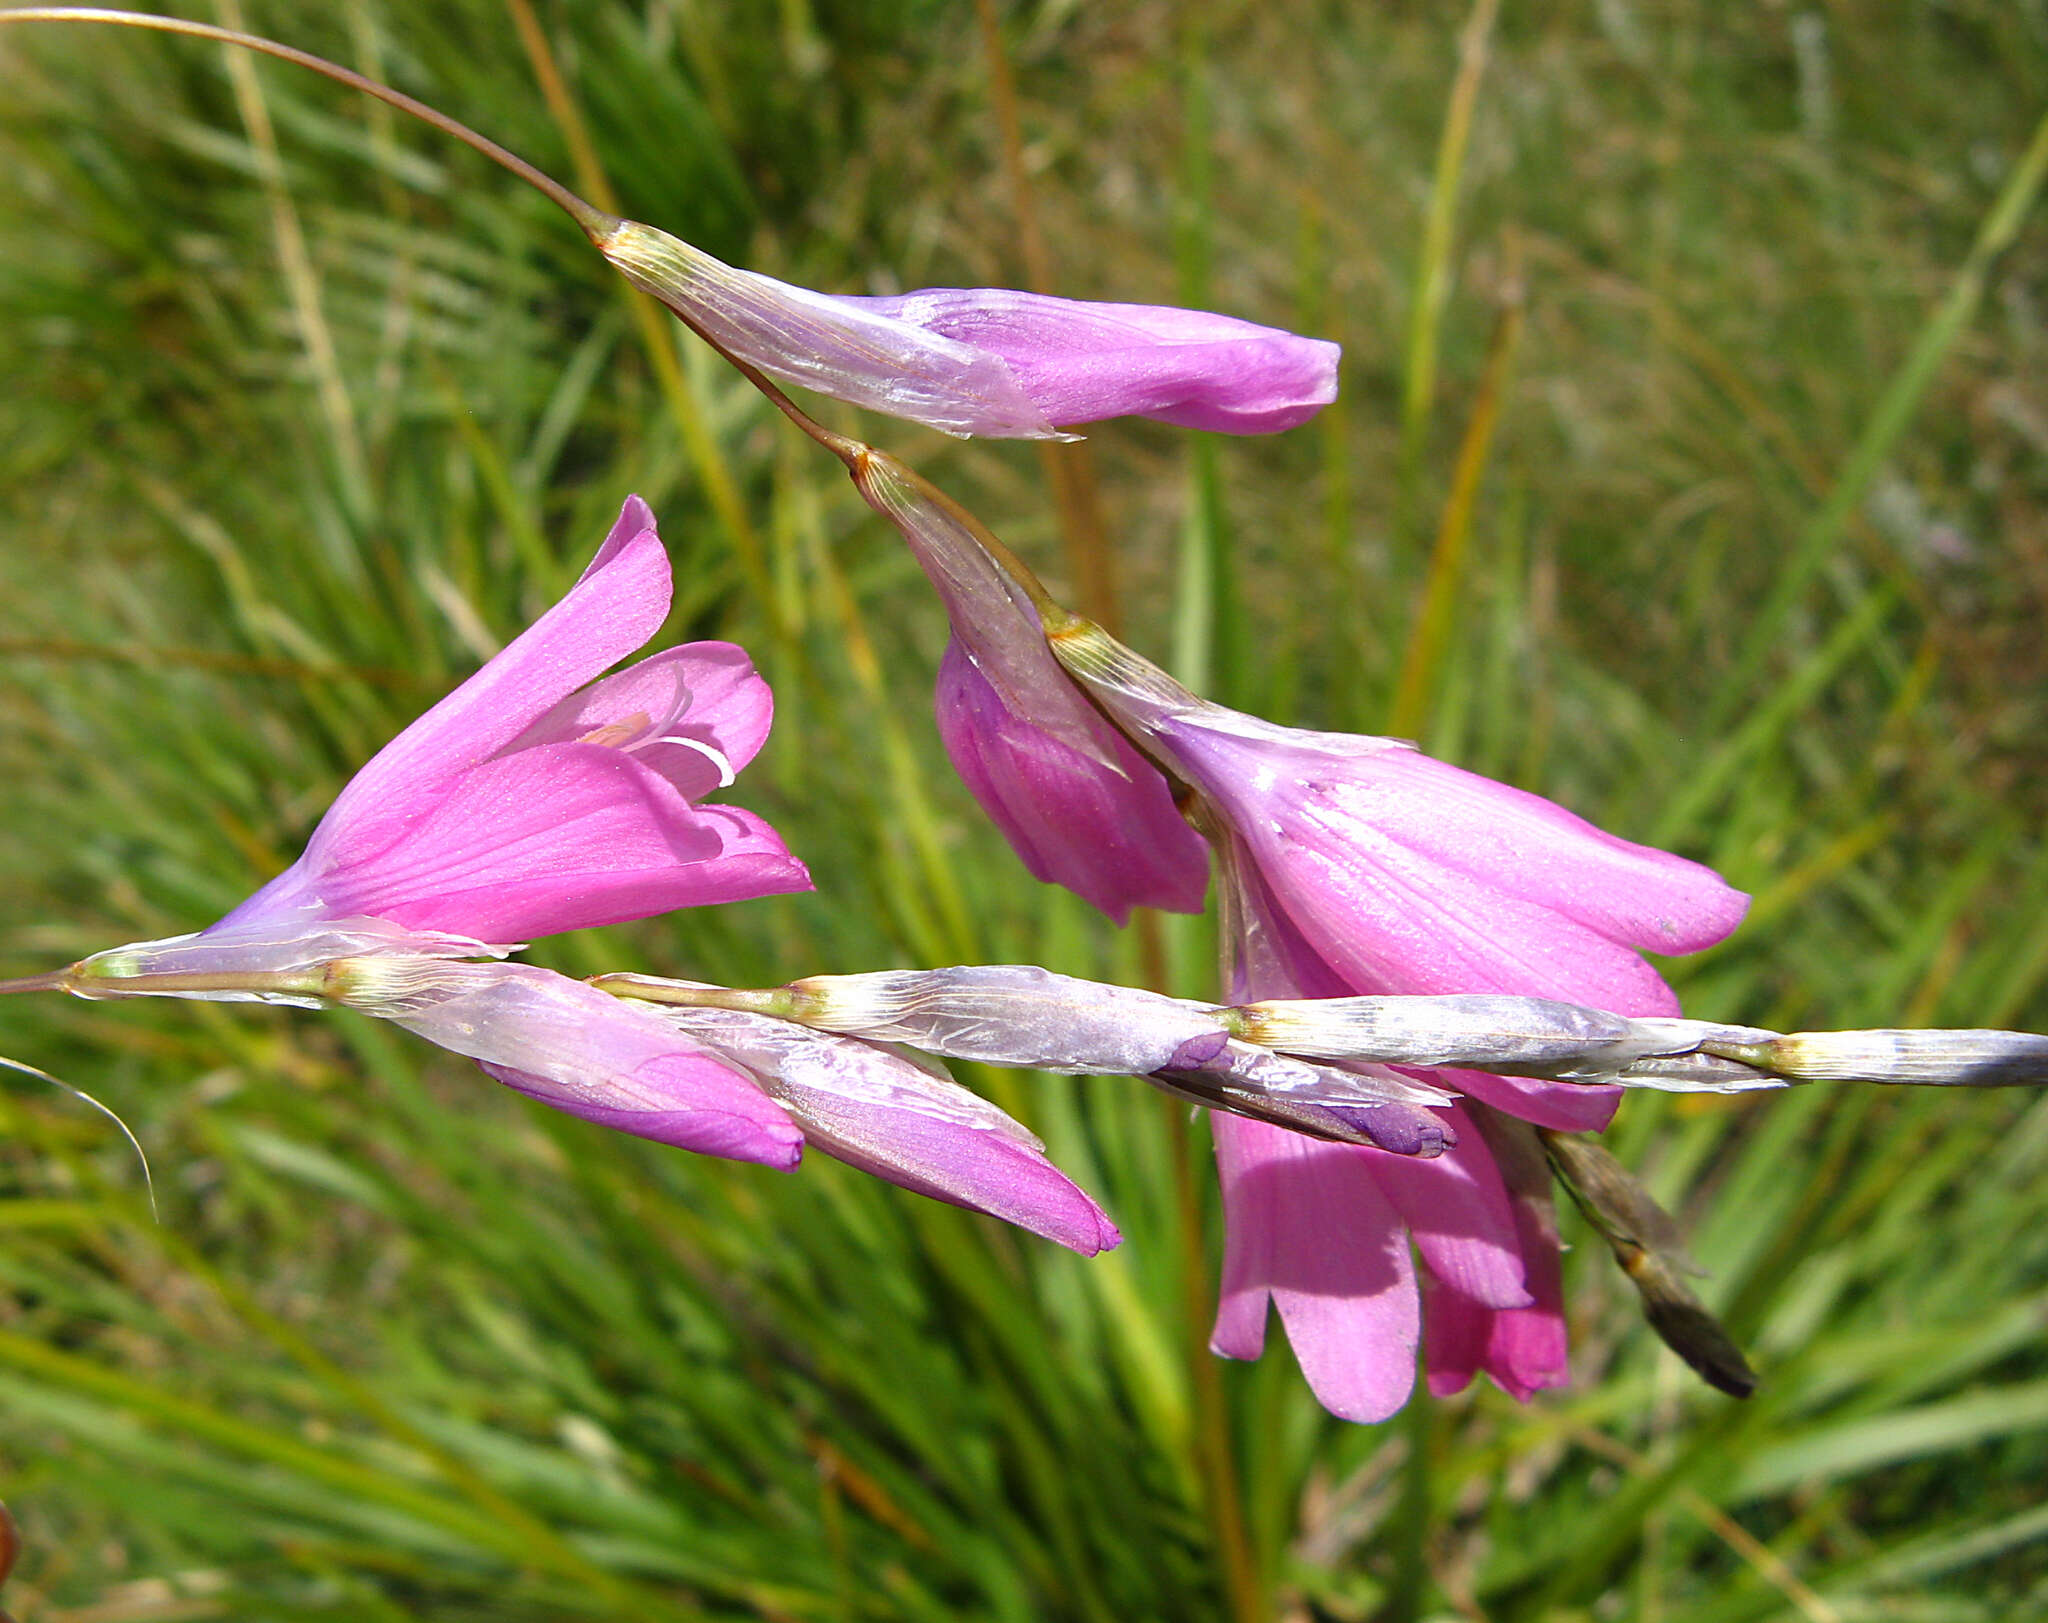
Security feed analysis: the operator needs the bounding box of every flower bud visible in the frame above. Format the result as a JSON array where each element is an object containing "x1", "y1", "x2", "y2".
[
  {"x1": 1714, "y1": 1028, "x2": 2048, "y2": 1088},
  {"x1": 786, "y1": 965, "x2": 1231, "y2": 1076}
]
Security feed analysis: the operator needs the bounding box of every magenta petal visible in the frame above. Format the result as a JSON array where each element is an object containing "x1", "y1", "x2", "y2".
[
  {"x1": 510, "y1": 641, "x2": 776, "y2": 802},
  {"x1": 1424, "y1": 1245, "x2": 1568, "y2": 1399},
  {"x1": 1360, "y1": 752, "x2": 1751, "y2": 957},
  {"x1": 1369, "y1": 1104, "x2": 1531, "y2": 1312},
  {"x1": 324, "y1": 499, "x2": 671, "y2": 827},
  {"x1": 1445, "y1": 1066, "x2": 1620, "y2": 1134},
  {"x1": 1162, "y1": 723, "x2": 1744, "y2": 1017},
  {"x1": 386, "y1": 963, "x2": 803, "y2": 1168},
  {"x1": 1425, "y1": 1106, "x2": 1570, "y2": 1400},
  {"x1": 784, "y1": 1068, "x2": 1120, "y2": 1255},
  {"x1": 656, "y1": 1006, "x2": 1119, "y2": 1254},
  {"x1": 487, "y1": 1059, "x2": 804, "y2": 1167},
  {"x1": 312, "y1": 743, "x2": 769, "y2": 939},
  {"x1": 936, "y1": 641, "x2": 1209, "y2": 923},
  {"x1": 841, "y1": 288, "x2": 1341, "y2": 435},
  {"x1": 1228, "y1": 803, "x2": 1702, "y2": 1016},
  {"x1": 211, "y1": 500, "x2": 681, "y2": 939},
  {"x1": 1211, "y1": 1114, "x2": 1419, "y2": 1423}
]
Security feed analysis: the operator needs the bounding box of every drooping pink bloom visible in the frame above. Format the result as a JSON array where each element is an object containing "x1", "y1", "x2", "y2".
[
  {"x1": 1049, "y1": 623, "x2": 1748, "y2": 1417},
  {"x1": 598, "y1": 221, "x2": 1340, "y2": 439},
  {"x1": 1204, "y1": 856, "x2": 1574, "y2": 1418},
  {"x1": 854, "y1": 453, "x2": 1208, "y2": 924},
  {"x1": 933, "y1": 643, "x2": 1208, "y2": 923}
]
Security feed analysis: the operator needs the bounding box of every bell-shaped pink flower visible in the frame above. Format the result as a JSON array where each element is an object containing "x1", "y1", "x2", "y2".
[
  {"x1": 1048, "y1": 623, "x2": 1747, "y2": 1418},
  {"x1": 854, "y1": 453, "x2": 1209, "y2": 924},
  {"x1": 598, "y1": 221, "x2": 1339, "y2": 439},
  {"x1": 1206, "y1": 858, "x2": 1572, "y2": 1419},
  {"x1": 206, "y1": 495, "x2": 810, "y2": 948}
]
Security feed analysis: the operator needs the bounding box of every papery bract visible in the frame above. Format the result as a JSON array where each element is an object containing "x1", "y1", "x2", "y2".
[
  {"x1": 599, "y1": 221, "x2": 1339, "y2": 439},
  {"x1": 649, "y1": 1001, "x2": 1121, "y2": 1254}
]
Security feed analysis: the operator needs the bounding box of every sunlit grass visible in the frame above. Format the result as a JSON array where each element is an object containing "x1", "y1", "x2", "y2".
[{"x1": 2, "y1": 2, "x2": 2047, "y2": 1618}]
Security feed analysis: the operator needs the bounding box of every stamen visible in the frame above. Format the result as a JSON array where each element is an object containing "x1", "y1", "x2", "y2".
[{"x1": 577, "y1": 711, "x2": 652, "y2": 749}]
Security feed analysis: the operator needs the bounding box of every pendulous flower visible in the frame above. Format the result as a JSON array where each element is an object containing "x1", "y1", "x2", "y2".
[
  {"x1": 1048, "y1": 617, "x2": 1748, "y2": 1418},
  {"x1": 852, "y1": 452, "x2": 1209, "y2": 924},
  {"x1": 598, "y1": 221, "x2": 1340, "y2": 439}
]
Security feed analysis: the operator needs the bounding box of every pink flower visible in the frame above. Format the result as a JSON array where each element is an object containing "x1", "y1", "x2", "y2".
[
  {"x1": 209, "y1": 495, "x2": 810, "y2": 947},
  {"x1": 1050, "y1": 623, "x2": 1749, "y2": 1417},
  {"x1": 329, "y1": 959, "x2": 1122, "y2": 1248},
  {"x1": 70, "y1": 498, "x2": 815, "y2": 1172},
  {"x1": 645, "y1": 1001, "x2": 1120, "y2": 1254},
  {"x1": 933, "y1": 642, "x2": 1208, "y2": 924},
  {"x1": 854, "y1": 454, "x2": 1208, "y2": 924},
  {"x1": 598, "y1": 222, "x2": 1339, "y2": 439}
]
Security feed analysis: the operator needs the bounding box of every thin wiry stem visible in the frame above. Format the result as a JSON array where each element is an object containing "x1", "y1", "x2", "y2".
[
  {"x1": 0, "y1": 972, "x2": 69, "y2": 997},
  {"x1": 0, "y1": 8, "x2": 620, "y2": 240}
]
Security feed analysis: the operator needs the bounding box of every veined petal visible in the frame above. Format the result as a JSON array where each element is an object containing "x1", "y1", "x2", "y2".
[
  {"x1": 1247, "y1": 819, "x2": 1698, "y2": 1018},
  {"x1": 1211, "y1": 1114, "x2": 1419, "y2": 1423},
  {"x1": 1302, "y1": 749, "x2": 1749, "y2": 958}
]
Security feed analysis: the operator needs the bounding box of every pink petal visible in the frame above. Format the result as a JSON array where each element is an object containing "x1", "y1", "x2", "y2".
[
  {"x1": 657, "y1": 1006, "x2": 1119, "y2": 1253},
  {"x1": 841, "y1": 289, "x2": 1341, "y2": 434},
  {"x1": 1165, "y1": 719, "x2": 1745, "y2": 1018},
  {"x1": 936, "y1": 641, "x2": 1209, "y2": 923},
  {"x1": 1369, "y1": 1104, "x2": 1531, "y2": 1311},
  {"x1": 509, "y1": 641, "x2": 775, "y2": 802},
  {"x1": 1325, "y1": 751, "x2": 1749, "y2": 959},
  {"x1": 327, "y1": 497, "x2": 671, "y2": 824},
  {"x1": 1424, "y1": 1110, "x2": 1569, "y2": 1400},
  {"x1": 1254, "y1": 825, "x2": 1694, "y2": 1016},
  {"x1": 214, "y1": 500, "x2": 675, "y2": 935},
  {"x1": 1211, "y1": 1114, "x2": 1419, "y2": 1423},
  {"x1": 383, "y1": 962, "x2": 803, "y2": 1168},
  {"x1": 314, "y1": 743, "x2": 808, "y2": 941},
  {"x1": 1445, "y1": 1066, "x2": 1619, "y2": 1134}
]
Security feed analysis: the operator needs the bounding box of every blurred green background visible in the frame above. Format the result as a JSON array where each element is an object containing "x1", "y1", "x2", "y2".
[{"x1": 2, "y1": 1, "x2": 2047, "y2": 1617}]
